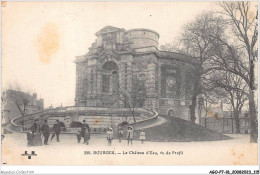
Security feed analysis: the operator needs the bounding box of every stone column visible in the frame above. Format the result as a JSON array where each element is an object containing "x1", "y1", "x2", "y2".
[
  {"x1": 75, "y1": 63, "x2": 80, "y2": 106},
  {"x1": 158, "y1": 64, "x2": 162, "y2": 98},
  {"x1": 180, "y1": 64, "x2": 186, "y2": 100},
  {"x1": 82, "y1": 63, "x2": 89, "y2": 106},
  {"x1": 96, "y1": 69, "x2": 102, "y2": 106},
  {"x1": 86, "y1": 67, "x2": 92, "y2": 106},
  {"x1": 146, "y1": 61, "x2": 158, "y2": 110},
  {"x1": 118, "y1": 62, "x2": 125, "y2": 107},
  {"x1": 92, "y1": 68, "x2": 97, "y2": 106},
  {"x1": 76, "y1": 63, "x2": 85, "y2": 106},
  {"x1": 126, "y1": 61, "x2": 133, "y2": 93}
]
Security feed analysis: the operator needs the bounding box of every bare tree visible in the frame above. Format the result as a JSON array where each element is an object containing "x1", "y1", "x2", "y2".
[
  {"x1": 204, "y1": 2, "x2": 258, "y2": 142},
  {"x1": 202, "y1": 97, "x2": 213, "y2": 128},
  {"x1": 212, "y1": 72, "x2": 248, "y2": 133},
  {"x1": 215, "y1": 1, "x2": 258, "y2": 142},
  {"x1": 114, "y1": 77, "x2": 147, "y2": 123},
  {"x1": 160, "y1": 43, "x2": 176, "y2": 52},
  {"x1": 6, "y1": 84, "x2": 31, "y2": 129},
  {"x1": 161, "y1": 12, "x2": 226, "y2": 123}
]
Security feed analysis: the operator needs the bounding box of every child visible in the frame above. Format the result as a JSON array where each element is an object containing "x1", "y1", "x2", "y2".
[
  {"x1": 27, "y1": 131, "x2": 33, "y2": 147},
  {"x1": 77, "y1": 130, "x2": 81, "y2": 143},
  {"x1": 84, "y1": 129, "x2": 90, "y2": 145},
  {"x1": 107, "y1": 127, "x2": 113, "y2": 146},
  {"x1": 118, "y1": 125, "x2": 123, "y2": 143},
  {"x1": 140, "y1": 129, "x2": 146, "y2": 144},
  {"x1": 127, "y1": 126, "x2": 133, "y2": 146}
]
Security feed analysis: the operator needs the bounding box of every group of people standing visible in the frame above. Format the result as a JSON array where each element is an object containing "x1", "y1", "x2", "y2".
[
  {"x1": 76, "y1": 121, "x2": 146, "y2": 146},
  {"x1": 106, "y1": 125, "x2": 146, "y2": 146},
  {"x1": 77, "y1": 120, "x2": 90, "y2": 144},
  {"x1": 27, "y1": 119, "x2": 61, "y2": 147},
  {"x1": 27, "y1": 119, "x2": 146, "y2": 147}
]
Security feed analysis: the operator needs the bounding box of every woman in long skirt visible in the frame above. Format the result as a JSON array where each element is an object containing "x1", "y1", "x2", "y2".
[{"x1": 84, "y1": 129, "x2": 90, "y2": 145}]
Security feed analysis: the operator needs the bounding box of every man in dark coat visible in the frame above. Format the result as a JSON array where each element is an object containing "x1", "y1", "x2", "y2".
[
  {"x1": 81, "y1": 120, "x2": 90, "y2": 143},
  {"x1": 41, "y1": 120, "x2": 50, "y2": 145},
  {"x1": 30, "y1": 120, "x2": 38, "y2": 135},
  {"x1": 51, "y1": 120, "x2": 61, "y2": 142},
  {"x1": 30, "y1": 119, "x2": 42, "y2": 146}
]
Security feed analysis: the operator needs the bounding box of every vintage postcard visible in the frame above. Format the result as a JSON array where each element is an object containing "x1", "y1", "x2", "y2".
[{"x1": 1, "y1": 1, "x2": 258, "y2": 168}]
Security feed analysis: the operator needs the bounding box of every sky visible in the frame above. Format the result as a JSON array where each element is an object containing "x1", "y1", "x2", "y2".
[{"x1": 2, "y1": 1, "x2": 218, "y2": 108}]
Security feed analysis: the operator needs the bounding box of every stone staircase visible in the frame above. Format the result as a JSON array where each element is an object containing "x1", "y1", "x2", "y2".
[{"x1": 8, "y1": 107, "x2": 159, "y2": 134}]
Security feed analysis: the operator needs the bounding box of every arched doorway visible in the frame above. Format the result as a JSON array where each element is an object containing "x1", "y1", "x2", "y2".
[
  {"x1": 168, "y1": 109, "x2": 174, "y2": 117},
  {"x1": 101, "y1": 61, "x2": 119, "y2": 94}
]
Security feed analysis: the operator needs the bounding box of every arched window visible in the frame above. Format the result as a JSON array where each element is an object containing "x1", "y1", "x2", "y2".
[
  {"x1": 102, "y1": 75, "x2": 110, "y2": 93},
  {"x1": 101, "y1": 61, "x2": 119, "y2": 93},
  {"x1": 112, "y1": 71, "x2": 119, "y2": 93}
]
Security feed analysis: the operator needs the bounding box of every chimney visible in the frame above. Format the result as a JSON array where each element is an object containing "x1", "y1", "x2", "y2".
[{"x1": 33, "y1": 93, "x2": 37, "y2": 99}]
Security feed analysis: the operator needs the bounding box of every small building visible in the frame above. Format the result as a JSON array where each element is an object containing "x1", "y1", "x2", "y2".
[
  {"x1": 201, "y1": 111, "x2": 250, "y2": 134},
  {"x1": 2, "y1": 90, "x2": 44, "y2": 124}
]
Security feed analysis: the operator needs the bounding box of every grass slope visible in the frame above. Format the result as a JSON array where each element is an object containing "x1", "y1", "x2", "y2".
[{"x1": 133, "y1": 115, "x2": 231, "y2": 142}]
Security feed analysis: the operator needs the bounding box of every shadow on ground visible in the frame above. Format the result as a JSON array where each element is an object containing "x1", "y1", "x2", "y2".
[{"x1": 132, "y1": 114, "x2": 232, "y2": 142}]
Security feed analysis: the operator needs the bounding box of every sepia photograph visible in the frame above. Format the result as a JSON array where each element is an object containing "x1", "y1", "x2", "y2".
[{"x1": 0, "y1": 0, "x2": 258, "y2": 171}]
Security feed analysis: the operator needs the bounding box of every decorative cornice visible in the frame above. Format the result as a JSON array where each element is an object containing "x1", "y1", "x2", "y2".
[{"x1": 96, "y1": 25, "x2": 126, "y2": 35}]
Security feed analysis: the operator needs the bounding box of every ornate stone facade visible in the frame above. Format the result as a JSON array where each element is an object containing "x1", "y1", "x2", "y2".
[{"x1": 75, "y1": 26, "x2": 197, "y2": 120}]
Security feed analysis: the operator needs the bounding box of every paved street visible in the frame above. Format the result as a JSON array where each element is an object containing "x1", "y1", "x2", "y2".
[{"x1": 1, "y1": 133, "x2": 258, "y2": 165}]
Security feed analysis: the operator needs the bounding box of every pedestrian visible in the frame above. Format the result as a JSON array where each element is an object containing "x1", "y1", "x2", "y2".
[
  {"x1": 140, "y1": 129, "x2": 146, "y2": 144},
  {"x1": 107, "y1": 127, "x2": 113, "y2": 146},
  {"x1": 81, "y1": 120, "x2": 90, "y2": 144},
  {"x1": 26, "y1": 130, "x2": 33, "y2": 147},
  {"x1": 127, "y1": 126, "x2": 133, "y2": 146},
  {"x1": 84, "y1": 128, "x2": 90, "y2": 145},
  {"x1": 30, "y1": 119, "x2": 38, "y2": 135},
  {"x1": 76, "y1": 129, "x2": 81, "y2": 143},
  {"x1": 40, "y1": 120, "x2": 50, "y2": 145},
  {"x1": 30, "y1": 119, "x2": 42, "y2": 146},
  {"x1": 117, "y1": 125, "x2": 123, "y2": 143},
  {"x1": 51, "y1": 120, "x2": 61, "y2": 142}
]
